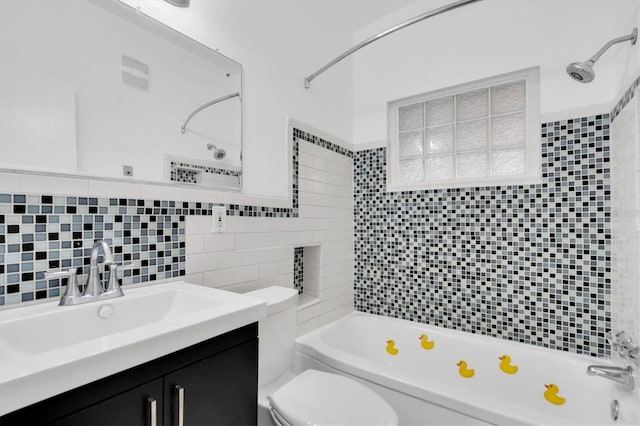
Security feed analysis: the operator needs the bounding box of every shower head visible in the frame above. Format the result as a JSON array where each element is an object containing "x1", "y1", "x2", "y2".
[
  {"x1": 566, "y1": 61, "x2": 595, "y2": 83},
  {"x1": 207, "y1": 143, "x2": 226, "y2": 160},
  {"x1": 567, "y1": 27, "x2": 637, "y2": 83}
]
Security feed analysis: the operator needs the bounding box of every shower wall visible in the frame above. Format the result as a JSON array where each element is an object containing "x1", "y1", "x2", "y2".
[
  {"x1": 354, "y1": 76, "x2": 640, "y2": 358},
  {"x1": 611, "y1": 83, "x2": 640, "y2": 341},
  {"x1": 350, "y1": 0, "x2": 640, "y2": 359},
  {"x1": 354, "y1": 113, "x2": 611, "y2": 357}
]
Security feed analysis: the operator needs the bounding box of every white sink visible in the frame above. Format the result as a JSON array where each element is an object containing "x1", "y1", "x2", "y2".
[{"x1": 0, "y1": 281, "x2": 266, "y2": 415}]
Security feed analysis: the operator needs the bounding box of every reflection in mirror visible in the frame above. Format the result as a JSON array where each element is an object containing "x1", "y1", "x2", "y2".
[{"x1": 0, "y1": 0, "x2": 242, "y2": 190}]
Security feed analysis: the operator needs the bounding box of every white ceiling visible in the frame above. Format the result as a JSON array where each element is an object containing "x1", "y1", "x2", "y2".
[{"x1": 343, "y1": 0, "x2": 415, "y2": 30}]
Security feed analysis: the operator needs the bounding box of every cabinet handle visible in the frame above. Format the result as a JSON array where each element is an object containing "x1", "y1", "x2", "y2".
[
  {"x1": 174, "y1": 385, "x2": 185, "y2": 426},
  {"x1": 146, "y1": 397, "x2": 157, "y2": 426}
]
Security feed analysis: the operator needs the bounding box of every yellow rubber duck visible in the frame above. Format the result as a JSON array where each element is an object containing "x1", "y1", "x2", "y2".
[
  {"x1": 419, "y1": 334, "x2": 435, "y2": 350},
  {"x1": 543, "y1": 384, "x2": 566, "y2": 406},
  {"x1": 385, "y1": 340, "x2": 399, "y2": 355},
  {"x1": 498, "y1": 355, "x2": 518, "y2": 374},
  {"x1": 456, "y1": 361, "x2": 475, "y2": 378}
]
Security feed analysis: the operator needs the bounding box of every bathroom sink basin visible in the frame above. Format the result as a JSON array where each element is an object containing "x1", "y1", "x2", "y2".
[
  {"x1": 1, "y1": 284, "x2": 224, "y2": 355},
  {"x1": 0, "y1": 281, "x2": 266, "y2": 415}
]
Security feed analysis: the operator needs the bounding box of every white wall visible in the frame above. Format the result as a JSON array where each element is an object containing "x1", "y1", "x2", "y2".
[
  {"x1": 183, "y1": 123, "x2": 354, "y2": 334},
  {"x1": 352, "y1": 0, "x2": 640, "y2": 147},
  {"x1": 121, "y1": 0, "x2": 356, "y2": 198}
]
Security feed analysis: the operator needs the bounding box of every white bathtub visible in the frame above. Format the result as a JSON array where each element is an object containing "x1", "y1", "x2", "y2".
[{"x1": 293, "y1": 312, "x2": 639, "y2": 425}]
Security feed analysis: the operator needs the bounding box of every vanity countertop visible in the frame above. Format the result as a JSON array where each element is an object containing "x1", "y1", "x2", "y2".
[{"x1": 0, "y1": 281, "x2": 266, "y2": 415}]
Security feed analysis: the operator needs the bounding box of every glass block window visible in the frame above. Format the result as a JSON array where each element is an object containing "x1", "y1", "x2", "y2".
[{"x1": 387, "y1": 67, "x2": 540, "y2": 191}]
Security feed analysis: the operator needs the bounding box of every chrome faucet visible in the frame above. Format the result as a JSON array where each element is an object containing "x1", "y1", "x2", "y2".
[
  {"x1": 586, "y1": 331, "x2": 640, "y2": 390},
  {"x1": 45, "y1": 240, "x2": 135, "y2": 306},
  {"x1": 586, "y1": 365, "x2": 635, "y2": 390},
  {"x1": 84, "y1": 239, "x2": 115, "y2": 298}
]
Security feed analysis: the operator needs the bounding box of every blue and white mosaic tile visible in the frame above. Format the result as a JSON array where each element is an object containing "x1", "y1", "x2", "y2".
[
  {"x1": 354, "y1": 115, "x2": 612, "y2": 357},
  {"x1": 0, "y1": 196, "x2": 190, "y2": 305}
]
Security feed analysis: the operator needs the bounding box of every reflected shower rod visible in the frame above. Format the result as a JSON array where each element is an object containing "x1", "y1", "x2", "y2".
[
  {"x1": 303, "y1": 0, "x2": 483, "y2": 89},
  {"x1": 181, "y1": 92, "x2": 241, "y2": 134}
]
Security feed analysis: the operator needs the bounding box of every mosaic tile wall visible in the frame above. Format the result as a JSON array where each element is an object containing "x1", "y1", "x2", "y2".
[
  {"x1": 354, "y1": 115, "x2": 611, "y2": 357},
  {"x1": 0, "y1": 196, "x2": 193, "y2": 305},
  {"x1": 0, "y1": 127, "x2": 352, "y2": 306},
  {"x1": 293, "y1": 247, "x2": 304, "y2": 295}
]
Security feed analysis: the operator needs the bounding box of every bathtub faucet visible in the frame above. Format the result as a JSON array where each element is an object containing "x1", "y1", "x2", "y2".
[
  {"x1": 607, "y1": 331, "x2": 640, "y2": 366},
  {"x1": 586, "y1": 365, "x2": 636, "y2": 390}
]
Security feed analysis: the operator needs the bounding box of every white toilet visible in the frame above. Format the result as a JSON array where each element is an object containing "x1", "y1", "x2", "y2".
[{"x1": 246, "y1": 286, "x2": 398, "y2": 426}]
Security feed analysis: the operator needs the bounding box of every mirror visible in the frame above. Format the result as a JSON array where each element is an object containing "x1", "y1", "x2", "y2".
[{"x1": 0, "y1": 0, "x2": 242, "y2": 190}]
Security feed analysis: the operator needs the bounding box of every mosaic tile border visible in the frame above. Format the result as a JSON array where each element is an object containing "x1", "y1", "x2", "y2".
[
  {"x1": 354, "y1": 114, "x2": 612, "y2": 357},
  {"x1": 170, "y1": 160, "x2": 241, "y2": 185},
  {"x1": 293, "y1": 128, "x2": 354, "y2": 159},
  {"x1": 171, "y1": 167, "x2": 199, "y2": 184},
  {"x1": 293, "y1": 246, "x2": 304, "y2": 295},
  {"x1": 610, "y1": 74, "x2": 640, "y2": 122},
  {"x1": 225, "y1": 127, "x2": 353, "y2": 217}
]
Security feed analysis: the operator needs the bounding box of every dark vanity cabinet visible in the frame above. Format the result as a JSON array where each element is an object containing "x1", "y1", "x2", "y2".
[
  {"x1": 1, "y1": 323, "x2": 258, "y2": 426},
  {"x1": 50, "y1": 379, "x2": 165, "y2": 426}
]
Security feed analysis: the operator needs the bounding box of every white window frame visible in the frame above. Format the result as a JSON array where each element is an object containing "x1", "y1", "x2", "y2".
[{"x1": 387, "y1": 67, "x2": 541, "y2": 191}]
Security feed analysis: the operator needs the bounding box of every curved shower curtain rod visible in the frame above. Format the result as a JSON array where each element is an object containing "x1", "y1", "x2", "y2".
[
  {"x1": 304, "y1": 0, "x2": 483, "y2": 89},
  {"x1": 181, "y1": 92, "x2": 241, "y2": 134}
]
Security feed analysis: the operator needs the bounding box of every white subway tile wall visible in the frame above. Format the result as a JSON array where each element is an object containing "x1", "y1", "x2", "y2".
[
  {"x1": 0, "y1": 126, "x2": 354, "y2": 336},
  {"x1": 183, "y1": 129, "x2": 354, "y2": 335},
  {"x1": 611, "y1": 86, "x2": 640, "y2": 342}
]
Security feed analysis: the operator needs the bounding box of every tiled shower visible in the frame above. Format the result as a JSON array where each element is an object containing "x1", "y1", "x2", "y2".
[{"x1": 355, "y1": 114, "x2": 611, "y2": 357}]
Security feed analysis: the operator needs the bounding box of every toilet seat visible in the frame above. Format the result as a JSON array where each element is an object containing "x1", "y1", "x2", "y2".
[{"x1": 268, "y1": 369, "x2": 398, "y2": 426}]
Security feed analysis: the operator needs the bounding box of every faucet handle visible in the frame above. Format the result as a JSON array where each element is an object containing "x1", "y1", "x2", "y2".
[
  {"x1": 616, "y1": 331, "x2": 631, "y2": 344},
  {"x1": 607, "y1": 331, "x2": 629, "y2": 352},
  {"x1": 607, "y1": 331, "x2": 621, "y2": 352},
  {"x1": 46, "y1": 268, "x2": 80, "y2": 306},
  {"x1": 104, "y1": 262, "x2": 136, "y2": 298},
  {"x1": 608, "y1": 330, "x2": 640, "y2": 366}
]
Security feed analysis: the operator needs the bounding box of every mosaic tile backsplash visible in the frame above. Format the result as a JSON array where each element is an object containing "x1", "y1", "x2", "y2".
[
  {"x1": 0, "y1": 126, "x2": 352, "y2": 307},
  {"x1": 0, "y1": 196, "x2": 191, "y2": 305},
  {"x1": 354, "y1": 115, "x2": 611, "y2": 357}
]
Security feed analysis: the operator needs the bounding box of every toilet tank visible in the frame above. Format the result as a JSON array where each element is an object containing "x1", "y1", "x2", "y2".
[{"x1": 245, "y1": 286, "x2": 299, "y2": 386}]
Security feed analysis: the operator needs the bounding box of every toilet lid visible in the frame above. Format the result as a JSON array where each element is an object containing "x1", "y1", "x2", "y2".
[{"x1": 268, "y1": 369, "x2": 398, "y2": 426}]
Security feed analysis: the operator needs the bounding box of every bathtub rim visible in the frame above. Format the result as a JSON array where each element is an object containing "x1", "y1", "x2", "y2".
[{"x1": 294, "y1": 312, "x2": 624, "y2": 426}]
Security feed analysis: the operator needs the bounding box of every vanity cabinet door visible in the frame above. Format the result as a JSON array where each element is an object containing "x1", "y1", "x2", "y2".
[
  {"x1": 163, "y1": 339, "x2": 258, "y2": 426},
  {"x1": 0, "y1": 323, "x2": 258, "y2": 426},
  {"x1": 51, "y1": 378, "x2": 163, "y2": 426}
]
